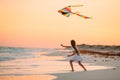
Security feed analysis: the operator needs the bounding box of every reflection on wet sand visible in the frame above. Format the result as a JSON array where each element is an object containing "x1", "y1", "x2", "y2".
[{"x1": 0, "y1": 75, "x2": 56, "y2": 80}]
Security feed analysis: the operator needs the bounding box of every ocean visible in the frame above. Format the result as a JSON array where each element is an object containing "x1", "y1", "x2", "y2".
[
  {"x1": 0, "y1": 47, "x2": 52, "y2": 62},
  {"x1": 0, "y1": 47, "x2": 68, "y2": 76}
]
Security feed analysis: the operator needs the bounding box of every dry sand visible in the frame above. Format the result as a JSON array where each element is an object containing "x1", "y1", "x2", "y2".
[{"x1": 53, "y1": 68, "x2": 120, "y2": 80}]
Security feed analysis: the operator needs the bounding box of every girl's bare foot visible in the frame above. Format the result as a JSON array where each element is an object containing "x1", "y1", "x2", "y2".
[
  {"x1": 84, "y1": 69, "x2": 87, "y2": 71},
  {"x1": 72, "y1": 69, "x2": 74, "y2": 72}
]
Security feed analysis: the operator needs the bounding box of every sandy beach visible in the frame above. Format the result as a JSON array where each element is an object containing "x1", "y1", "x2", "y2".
[
  {"x1": 53, "y1": 55, "x2": 120, "y2": 80},
  {"x1": 0, "y1": 47, "x2": 120, "y2": 80},
  {"x1": 52, "y1": 46, "x2": 120, "y2": 80}
]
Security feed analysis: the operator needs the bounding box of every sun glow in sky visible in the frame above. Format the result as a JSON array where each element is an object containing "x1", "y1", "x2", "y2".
[{"x1": 0, "y1": 0, "x2": 120, "y2": 48}]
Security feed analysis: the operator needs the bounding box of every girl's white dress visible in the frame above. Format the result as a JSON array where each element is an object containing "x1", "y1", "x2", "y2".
[
  {"x1": 69, "y1": 54, "x2": 83, "y2": 62},
  {"x1": 69, "y1": 48, "x2": 84, "y2": 62}
]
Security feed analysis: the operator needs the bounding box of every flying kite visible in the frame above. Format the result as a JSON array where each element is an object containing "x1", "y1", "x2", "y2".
[{"x1": 58, "y1": 5, "x2": 91, "y2": 19}]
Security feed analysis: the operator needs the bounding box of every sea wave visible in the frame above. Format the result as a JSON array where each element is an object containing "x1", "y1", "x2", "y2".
[{"x1": 0, "y1": 47, "x2": 55, "y2": 62}]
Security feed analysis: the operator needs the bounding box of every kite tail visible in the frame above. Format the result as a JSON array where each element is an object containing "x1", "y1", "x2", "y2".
[{"x1": 74, "y1": 12, "x2": 92, "y2": 19}]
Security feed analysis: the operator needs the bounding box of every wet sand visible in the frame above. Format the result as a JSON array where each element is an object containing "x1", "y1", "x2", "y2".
[{"x1": 0, "y1": 75, "x2": 56, "y2": 80}]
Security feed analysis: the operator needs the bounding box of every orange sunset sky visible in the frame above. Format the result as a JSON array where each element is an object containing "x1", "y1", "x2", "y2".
[{"x1": 0, "y1": 0, "x2": 120, "y2": 48}]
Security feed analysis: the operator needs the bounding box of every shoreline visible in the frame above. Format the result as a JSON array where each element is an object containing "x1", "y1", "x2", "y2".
[{"x1": 0, "y1": 48, "x2": 120, "y2": 80}]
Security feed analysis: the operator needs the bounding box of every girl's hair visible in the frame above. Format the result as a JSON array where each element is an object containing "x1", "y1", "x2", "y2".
[{"x1": 71, "y1": 40, "x2": 79, "y2": 54}]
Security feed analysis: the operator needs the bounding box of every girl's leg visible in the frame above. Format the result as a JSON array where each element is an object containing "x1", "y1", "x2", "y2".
[
  {"x1": 78, "y1": 61, "x2": 87, "y2": 71},
  {"x1": 69, "y1": 60, "x2": 74, "y2": 72}
]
